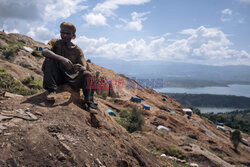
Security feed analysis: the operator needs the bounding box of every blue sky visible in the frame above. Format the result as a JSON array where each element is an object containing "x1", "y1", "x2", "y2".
[{"x1": 0, "y1": 0, "x2": 250, "y2": 65}]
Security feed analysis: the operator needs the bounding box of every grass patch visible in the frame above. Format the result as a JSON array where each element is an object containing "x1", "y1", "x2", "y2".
[
  {"x1": 109, "y1": 97, "x2": 116, "y2": 103},
  {"x1": 3, "y1": 48, "x2": 15, "y2": 60},
  {"x1": 115, "y1": 107, "x2": 145, "y2": 133},
  {"x1": 22, "y1": 76, "x2": 43, "y2": 90},
  {"x1": 8, "y1": 41, "x2": 25, "y2": 47},
  {"x1": 206, "y1": 147, "x2": 223, "y2": 158},
  {"x1": 102, "y1": 93, "x2": 107, "y2": 100},
  {"x1": 31, "y1": 51, "x2": 43, "y2": 58},
  {"x1": 119, "y1": 110, "x2": 130, "y2": 118},
  {"x1": 167, "y1": 159, "x2": 190, "y2": 167},
  {"x1": 149, "y1": 141, "x2": 161, "y2": 154},
  {"x1": 164, "y1": 145, "x2": 184, "y2": 159},
  {"x1": 188, "y1": 134, "x2": 199, "y2": 140},
  {"x1": 1, "y1": 41, "x2": 25, "y2": 61},
  {"x1": 0, "y1": 45, "x2": 7, "y2": 50},
  {"x1": 0, "y1": 67, "x2": 38, "y2": 96}
]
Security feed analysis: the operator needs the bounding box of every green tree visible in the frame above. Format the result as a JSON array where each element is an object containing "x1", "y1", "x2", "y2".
[
  {"x1": 127, "y1": 107, "x2": 145, "y2": 133},
  {"x1": 230, "y1": 130, "x2": 241, "y2": 150}
]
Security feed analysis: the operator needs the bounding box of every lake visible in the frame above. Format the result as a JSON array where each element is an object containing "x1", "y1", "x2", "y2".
[
  {"x1": 197, "y1": 107, "x2": 245, "y2": 113},
  {"x1": 154, "y1": 84, "x2": 250, "y2": 98},
  {"x1": 154, "y1": 84, "x2": 250, "y2": 113}
]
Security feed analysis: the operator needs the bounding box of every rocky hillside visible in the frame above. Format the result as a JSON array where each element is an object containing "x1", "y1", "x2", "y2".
[{"x1": 0, "y1": 31, "x2": 249, "y2": 167}]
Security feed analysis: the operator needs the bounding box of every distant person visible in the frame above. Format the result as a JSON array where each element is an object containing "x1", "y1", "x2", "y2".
[{"x1": 42, "y1": 22, "x2": 97, "y2": 109}]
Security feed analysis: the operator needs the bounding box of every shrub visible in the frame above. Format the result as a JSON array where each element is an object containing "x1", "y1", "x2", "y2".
[
  {"x1": 188, "y1": 134, "x2": 198, "y2": 140},
  {"x1": 22, "y1": 76, "x2": 43, "y2": 90},
  {"x1": 3, "y1": 48, "x2": 15, "y2": 60},
  {"x1": 102, "y1": 93, "x2": 107, "y2": 100},
  {"x1": 194, "y1": 108, "x2": 201, "y2": 116},
  {"x1": 0, "y1": 67, "x2": 37, "y2": 96},
  {"x1": 127, "y1": 107, "x2": 145, "y2": 133},
  {"x1": 109, "y1": 98, "x2": 116, "y2": 103},
  {"x1": 31, "y1": 51, "x2": 43, "y2": 58},
  {"x1": 119, "y1": 110, "x2": 130, "y2": 118},
  {"x1": 230, "y1": 130, "x2": 241, "y2": 150},
  {"x1": 8, "y1": 41, "x2": 25, "y2": 47},
  {"x1": 0, "y1": 45, "x2": 6, "y2": 50},
  {"x1": 164, "y1": 145, "x2": 184, "y2": 159},
  {"x1": 116, "y1": 107, "x2": 145, "y2": 133}
]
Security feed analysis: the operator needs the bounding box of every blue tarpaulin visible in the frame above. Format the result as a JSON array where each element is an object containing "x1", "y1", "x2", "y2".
[
  {"x1": 107, "y1": 109, "x2": 117, "y2": 117},
  {"x1": 131, "y1": 97, "x2": 142, "y2": 103},
  {"x1": 143, "y1": 104, "x2": 150, "y2": 110},
  {"x1": 38, "y1": 46, "x2": 44, "y2": 51}
]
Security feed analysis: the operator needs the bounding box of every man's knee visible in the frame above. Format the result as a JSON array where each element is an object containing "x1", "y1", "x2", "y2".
[
  {"x1": 82, "y1": 71, "x2": 94, "y2": 77},
  {"x1": 42, "y1": 58, "x2": 57, "y2": 72}
]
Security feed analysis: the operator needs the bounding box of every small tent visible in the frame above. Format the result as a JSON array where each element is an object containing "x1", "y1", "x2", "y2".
[
  {"x1": 107, "y1": 109, "x2": 116, "y2": 117},
  {"x1": 157, "y1": 125, "x2": 170, "y2": 134},
  {"x1": 143, "y1": 104, "x2": 150, "y2": 110},
  {"x1": 182, "y1": 108, "x2": 193, "y2": 116},
  {"x1": 130, "y1": 97, "x2": 142, "y2": 103}
]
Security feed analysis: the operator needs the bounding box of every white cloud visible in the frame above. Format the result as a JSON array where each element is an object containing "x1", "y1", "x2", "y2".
[
  {"x1": 221, "y1": 9, "x2": 232, "y2": 15},
  {"x1": 239, "y1": 0, "x2": 250, "y2": 4},
  {"x1": 238, "y1": 18, "x2": 245, "y2": 23},
  {"x1": 27, "y1": 26, "x2": 56, "y2": 43},
  {"x1": 75, "y1": 26, "x2": 250, "y2": 65},
  {"x1": 93, "y1": 0, "x2": 151, "y2": 16},
  {"x1": 84, "y1": 13, "x2": 107, "y2": 26},
  {"x1": 0, "y1": 0, "x2": 87, "y2": 42},
  {"x1": 163, "y1": 33, "x2": 172, "y2": 37},
  {"x1": 118, "y1": 12, "x2": 149, "y2": 31},
  {"x1": 43, "y1": 0, "x2": 88, "y2": 21},
  {"x1": 5, "y1": 29, "x2": 20, "y2": 34},
  {"x1": 221, "y1": 18, "x2": 231, "y2": 22},
  {"x1": 221, "y1": 9, "x2": 232, "y2": 22}
]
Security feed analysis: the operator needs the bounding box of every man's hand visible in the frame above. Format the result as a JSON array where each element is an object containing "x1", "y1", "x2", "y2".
[
  {"x1": 73, "y1": 64, "x2": 86, "y2": 72},
  {"x1": 60, "y1": 57, "x2": 73, "y2": 70}
]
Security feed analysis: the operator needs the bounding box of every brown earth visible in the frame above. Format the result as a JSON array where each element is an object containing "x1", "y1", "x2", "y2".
[{"x1": 0, "y1": 31, "x2": 249, "y2": 167}]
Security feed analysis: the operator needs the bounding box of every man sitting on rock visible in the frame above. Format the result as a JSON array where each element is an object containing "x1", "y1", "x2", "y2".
[{"x1": 42, "y1": 22, "x2": 97, "y2": 109}]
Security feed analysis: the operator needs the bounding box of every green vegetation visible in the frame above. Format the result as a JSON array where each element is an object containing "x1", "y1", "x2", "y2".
[
  {"x1": 206, "y1": 147, "x2": 223, "y2": 158},
  {"x1": 0, "y1": 68, "x2": 43, "y2": 96},
  {"x1": 149, "y1": 141, "x2": 161, "y2": 154},
  {"x1": 166, "y1": 93, "x2": 250, "y2": 108},
  {"x1": 0, "y1": 67, "x2": 37, "y2": 96},
  {"x1": 164, "y1": 145, "x2": 184, "y2": 159},
  {"x1": 31, "y1": 51, "x2": 43, "y2": 58},
  {"x1": 202, "y1": 110, "x2": 250, "y2": 134},
  {"x1": 166, "y1": 159, "x2": 190, "y2": 167},
  {"x1": 108, "y1": 97, "x2": 116, "y2": 103},
  {"x1": 3, "y1": 48, "x2": 15, "y2": 60},
  {"x1": 188, "y1": 134, "x2": 198, "y2": 140},
  {"x1": 0, "y1": 45, "x2": 6, "y2": 50},
  {"x1": 0, "y1": 41, "x2": 26, "y2": 61},
  {"x1": 22, "y1": 76, "x2": 43, "y2": 90},
  {"x1": 102, "y1": 93, "x2": 107, "y2": 100},
  {"x1": 230, "y1": 130, "x2": 241, "y2": 150},
  {"x1": 8, "y1": 41, "x2": 25, "y2": 47},
  {"x1": 116, "y1": 107, "x2": 145, "y2": 133}
]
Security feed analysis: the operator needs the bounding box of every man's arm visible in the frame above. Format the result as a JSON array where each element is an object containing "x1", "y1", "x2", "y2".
[
  {"x1": 72, "y1": 46, "x2": 87, "y2": 72},
  {"x1": 42, "y1": 48, "x2": 73, "y2": 70}
]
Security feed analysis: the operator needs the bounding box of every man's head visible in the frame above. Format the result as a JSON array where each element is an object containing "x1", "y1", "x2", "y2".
[{"x1": 60, "y1": 22, "x2": 76, "y2": 42}]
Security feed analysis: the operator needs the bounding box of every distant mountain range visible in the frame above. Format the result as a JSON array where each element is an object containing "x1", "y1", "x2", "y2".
[{"x1": 90, "y1": 57, "x2": 250, "y2": 86}]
